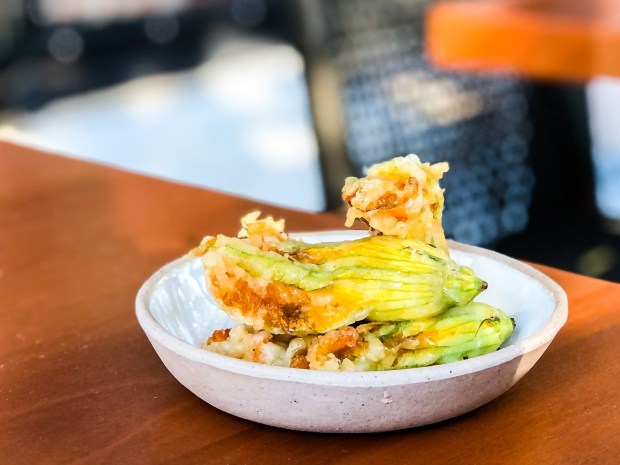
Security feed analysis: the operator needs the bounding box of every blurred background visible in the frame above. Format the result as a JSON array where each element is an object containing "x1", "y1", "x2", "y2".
[{"x1": 0, "y1": 0, "x2": 619, "y2": 281}]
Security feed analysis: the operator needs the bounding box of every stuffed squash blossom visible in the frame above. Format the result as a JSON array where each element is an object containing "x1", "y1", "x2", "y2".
[{"x1": 188, "y1": 154, "x2": 515, "y2": 371}]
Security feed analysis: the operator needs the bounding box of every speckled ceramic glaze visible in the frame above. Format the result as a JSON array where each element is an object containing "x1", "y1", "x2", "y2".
[{"x1": 136, "y1": 231, "x2": 568, "y2": 433}]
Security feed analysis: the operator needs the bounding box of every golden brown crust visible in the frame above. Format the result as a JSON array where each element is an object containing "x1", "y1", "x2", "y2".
[
  {"x1": 342, "y1": 154, "x2": 448, "y2": 250},
  {"x1": 306, "y1": 326, "x2": 360, "y2": 370},
  {"x1": 207, "y1": 328, "x2": 231, "y2": 344},
  {"x1": 290, "y1": 349, "x2": 310, "y2": 369},
  {"x1": 237, "y1": 211, "x2": 288, "y2": 250}
]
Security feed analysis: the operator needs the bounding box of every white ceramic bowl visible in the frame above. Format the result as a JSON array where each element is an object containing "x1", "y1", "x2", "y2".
[{"x1": 136, "y1": 231, "x2": 568, "y2": 433}]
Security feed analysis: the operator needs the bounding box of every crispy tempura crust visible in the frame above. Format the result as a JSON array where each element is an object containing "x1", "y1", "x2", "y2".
[{"x1": 342, "y1": 154, "x2": 448, "y2": 250}]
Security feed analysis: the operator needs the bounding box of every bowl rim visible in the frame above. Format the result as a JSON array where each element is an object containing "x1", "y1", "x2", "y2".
[{"x1": 135, "y1": 232, "x2": 568, "y2": 388}]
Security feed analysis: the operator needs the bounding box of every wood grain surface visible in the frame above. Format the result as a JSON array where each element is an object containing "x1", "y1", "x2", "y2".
[{"x1": 2, "y1": 142, "x2": 620, "y2": 464}]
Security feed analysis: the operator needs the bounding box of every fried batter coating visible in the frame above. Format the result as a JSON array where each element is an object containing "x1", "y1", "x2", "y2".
[
  {"x1": 342, "y1": 154, "x2": 448, "y2": 250},
  {"x1": 204, "y1": 302, "x2": 514, "y2": 371}
]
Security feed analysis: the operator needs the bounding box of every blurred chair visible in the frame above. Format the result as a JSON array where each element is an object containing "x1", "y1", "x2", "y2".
[
  {"x1": 291, "y1": 0, "x2": 537, "y2": 247},
  {"x1": 426, "y1": 0, "x2": 617, "y2": 227}
]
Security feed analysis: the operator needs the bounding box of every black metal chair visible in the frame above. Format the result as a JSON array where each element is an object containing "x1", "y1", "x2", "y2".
[{"x1": 289, "y1": 0, "x2": 542, "y2": 247}]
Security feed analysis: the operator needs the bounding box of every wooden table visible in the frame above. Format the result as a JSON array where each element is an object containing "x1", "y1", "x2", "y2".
[{"x1": 2, "y1": 142, "x2": 620, "y2": 464}]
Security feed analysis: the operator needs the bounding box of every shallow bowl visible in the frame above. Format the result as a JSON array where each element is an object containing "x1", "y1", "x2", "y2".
[{"x1": 136, "y1": 231, "x2": 568, "y2": 433}]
